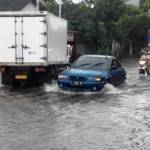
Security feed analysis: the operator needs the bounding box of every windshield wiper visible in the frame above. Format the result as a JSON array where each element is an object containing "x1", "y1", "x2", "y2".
[
  {"x1": 92, "y1": 62, "x2": 104, "y2": 67},
  {"x1": 78, "y1": 63, "x2": 91, "y2": 67},
  {"x1": 71, "y1": 63, "x2": 91, "y2": 68}
]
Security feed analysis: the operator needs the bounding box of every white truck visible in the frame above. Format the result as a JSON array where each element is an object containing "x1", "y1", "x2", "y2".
[{"x1": 0, "y1": 11, "x2": 68, "y2": 86}]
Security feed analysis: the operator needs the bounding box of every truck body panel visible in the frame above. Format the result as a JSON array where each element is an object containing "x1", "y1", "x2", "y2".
[
  {"x1": 23, "y1": 16, "x2": 46, "y2": 63},
  {"x1": 47, "y1": 14, "x2": 67, "y2": 64},
  {"x1": 0, "y1": 11, "x2": 68, "y2": 66},
  {"x1": 0, "y1": 17, "x2": 16, "y2": 63},
  {"x1": 0, "y1": 11, "x2": 68, "y2": 86}
]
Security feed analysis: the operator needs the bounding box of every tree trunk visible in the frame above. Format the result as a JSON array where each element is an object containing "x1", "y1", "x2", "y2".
[
  {"x1": 116, "y1": 43, "x2": 120, "y2": 58},
  {"x1": 112, "y1": 41, "x2": 115, "y2": 56},
  {"x1": 129, "y1": 42, "x2": 133, "y2": 56},
  {"x1": 111, "y1": 41, "x2": 120, "y2": 57}
]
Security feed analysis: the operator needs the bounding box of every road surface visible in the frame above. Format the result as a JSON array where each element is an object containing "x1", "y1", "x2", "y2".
[{"x1": 0, "y1": 59, "x2": 150, "y2": 150}]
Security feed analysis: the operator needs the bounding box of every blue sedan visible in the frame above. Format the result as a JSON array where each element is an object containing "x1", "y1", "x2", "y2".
[{"x1": 57, "y1": 55, "x2": 126, "y2": 91}]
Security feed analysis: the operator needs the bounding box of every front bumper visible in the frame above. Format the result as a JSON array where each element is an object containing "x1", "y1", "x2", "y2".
[{"x1": 57, "y1": 80, "x2": 106, "y2": 91}]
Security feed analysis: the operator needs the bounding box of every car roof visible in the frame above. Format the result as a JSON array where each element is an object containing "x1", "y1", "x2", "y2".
[{"x1": 81, "y1": 55, "x2": 115, "y2": 59}]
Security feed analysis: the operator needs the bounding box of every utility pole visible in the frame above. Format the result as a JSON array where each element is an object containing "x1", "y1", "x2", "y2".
[
  {"x1": 59, "y1": 0, "x2": 62, "y2": 18},
  {"x1": 36, "y1": 0, "x2": 40, "y2": 11}
]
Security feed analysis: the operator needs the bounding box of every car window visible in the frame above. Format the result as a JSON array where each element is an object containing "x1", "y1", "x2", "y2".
[
  {"x1": 71, "y1": 56, "x2": 109, "y2": 71},
  {"x1": 111, "y1": 59, "x2": 121, "y2": 68}
]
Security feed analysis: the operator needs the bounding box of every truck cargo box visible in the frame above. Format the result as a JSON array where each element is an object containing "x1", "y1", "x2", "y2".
[{"x1": 0, "y1": 11, "x2": 68, "y2": 66}]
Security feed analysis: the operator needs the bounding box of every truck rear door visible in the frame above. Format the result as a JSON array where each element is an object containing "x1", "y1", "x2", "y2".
[
  {"x1": 22, "y1": 16, "x2": 46, "y2": 63},
  {"x1": 0, "y1": 16, "x2": 46, "y2": 65},
  {"x1": 0, "y1": 17, "x2": 16, "y2": 63}
]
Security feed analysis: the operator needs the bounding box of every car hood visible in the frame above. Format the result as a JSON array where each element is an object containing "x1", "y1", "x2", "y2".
[{"x1": 62, "y1": 68, "x2": 109, "y2": 78}]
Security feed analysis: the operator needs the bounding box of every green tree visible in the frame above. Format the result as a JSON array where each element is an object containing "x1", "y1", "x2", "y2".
[
  {"x1": 44, "y1": 0, "x2": 150, "y2": 57},
  {"x1": 125, "y1": 4, "x2": 141, "y2": 16},
  {"x1": 117, "y1": 13, "x2": 150, "y2": 55},
  {"x1": 95, "y1": 0, "x2": 126, "y2": 52},
  {"x1": 45, "y1": 0, "x2": 58, "y2": 15},
  {"x1": 143, "y1": 0, "x2": 150, "y2": 10}
]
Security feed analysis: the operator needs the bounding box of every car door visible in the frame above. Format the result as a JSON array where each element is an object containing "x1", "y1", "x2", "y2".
[{"x1": 109, "y1": 59, "x2": 126, "y2": 86}]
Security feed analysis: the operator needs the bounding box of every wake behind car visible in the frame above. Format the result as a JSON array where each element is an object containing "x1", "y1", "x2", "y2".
[{"x1": 57, "y1": 55, "x2": 126, "y2": 91}]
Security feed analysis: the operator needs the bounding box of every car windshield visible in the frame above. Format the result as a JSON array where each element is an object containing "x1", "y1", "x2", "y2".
[{"x1": 71, "y1": 56, "x2": 109, "y2": 71}]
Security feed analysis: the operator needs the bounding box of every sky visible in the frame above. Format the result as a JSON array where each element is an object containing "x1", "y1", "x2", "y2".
[
  {"x1": 127, "y1": 0, "x2": 139, "y2": 6},
  {"x1": 71, "y1": 0, "x2": 140, "y2": 6},
  {"x1": 72, "y1": 0, "x2": 82, "y2": 3}
]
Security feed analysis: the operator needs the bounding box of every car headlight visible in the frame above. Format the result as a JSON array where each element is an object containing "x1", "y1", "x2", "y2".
[
  {"x1": 142, "y1": 66, "x2": 146, "y2": 69},
  {"x1": 88, "y1": 76, "x2": 101, "y2": 81},
  {"x1": 58, "y1": 74, "x2": 68, "y2": 80}
]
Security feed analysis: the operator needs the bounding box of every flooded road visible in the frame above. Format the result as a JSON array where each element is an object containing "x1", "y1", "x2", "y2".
[{"x1": 0, "y1": 59, "x2": 150, "y2": 150}]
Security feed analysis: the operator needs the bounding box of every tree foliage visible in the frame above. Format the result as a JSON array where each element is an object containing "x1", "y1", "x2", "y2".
[
  {"x1": 116, "y1": 13, "x2": 150, "y2": 54},
  {"x1": 45, "y1": 0, "x2": 150, "y2": 56}
]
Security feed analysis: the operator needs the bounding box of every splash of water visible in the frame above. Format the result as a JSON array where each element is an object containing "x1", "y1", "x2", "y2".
[
  {"x1": 103, "y1": 84, "x2": 123, "y2": 94},
  {"x1": 44, "y1": 83, "x2": 100, "y2": 95},
  {"x1": 44, "y1": 83, "x2": 59, "y2": 92}
]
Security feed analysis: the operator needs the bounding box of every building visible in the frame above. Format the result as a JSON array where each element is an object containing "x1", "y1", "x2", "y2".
[
  {"x1": 0, "y1": 0, "x2": 46, "y2": 11},
  {"x1": 67, "y1": 30, "x2": 97, "y2": 62}
]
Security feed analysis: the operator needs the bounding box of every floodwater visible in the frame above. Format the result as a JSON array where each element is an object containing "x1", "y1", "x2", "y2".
[{"x1": 0, "y1": 59, "x2": 150, "y2": 150}]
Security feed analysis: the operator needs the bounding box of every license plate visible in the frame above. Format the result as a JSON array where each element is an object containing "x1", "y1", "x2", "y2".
[
  {"x1": 73, "y1": 81, "x2": 81, "y2": 86},
  {"x1": 15, "y1": 75, "x2": 28, "y2": 80}
]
